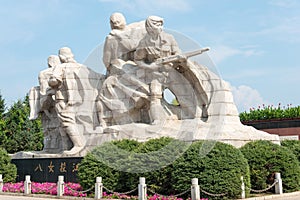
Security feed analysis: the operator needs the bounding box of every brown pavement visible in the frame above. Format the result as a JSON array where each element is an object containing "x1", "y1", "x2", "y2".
[
  {"x1": 1, "y1": 191, "x2": 300, "y2": 200},
  {"x1": 237, "y1": 191, "x2": 300, "y2": 200}
]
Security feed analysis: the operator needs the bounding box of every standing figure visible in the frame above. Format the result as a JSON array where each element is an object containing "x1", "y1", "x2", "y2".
[
  {"x1": 48, "y1": 47, "x2": 85, "y2": 155},
  {"x1": 28, "y1": 55, "x2": 61, "y2": 152},
  {"x1": 103, "y1": 12, "x2": 146, "y2": 73},
  {"x1": 97, "y1": 12, "x2": 148, "y2": 126},
  {"x1": 103, "y1": 12, "x2": 128, "y2": 70},
  {"x1": 39, "y1": 55, "x2": 61, "y2": 152}
]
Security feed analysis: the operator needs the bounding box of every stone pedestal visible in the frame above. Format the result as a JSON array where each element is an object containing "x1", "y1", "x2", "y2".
[{"x1": 11, "y1": 157, "x2": 82, "y2": 183}]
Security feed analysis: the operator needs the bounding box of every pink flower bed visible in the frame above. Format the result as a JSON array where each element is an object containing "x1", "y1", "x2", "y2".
[
  {"x1": 101, "y1": 192, "x2": 208, "y2": 200},
  {"x1": 2, "y1": 182, "x2": 86, "y2": 197},
  {"x1": 2, "y1": 182, "x2": 208, "y2": 199}
]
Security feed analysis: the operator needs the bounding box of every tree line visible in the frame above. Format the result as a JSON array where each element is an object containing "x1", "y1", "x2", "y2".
[{"x1": 0, "y1": 92, "x2": 43, "y2": 154}]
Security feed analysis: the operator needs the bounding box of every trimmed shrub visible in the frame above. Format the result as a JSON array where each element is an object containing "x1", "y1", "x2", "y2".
[
  {"x1": 240, "y1": 140, "x2": 300, "y2": 193},
  {"x1": 281, "y1": 140, "x2": 300, "y2": 163},
  {"x1": 137, "y1": 137, "x2": 189, "y2": 195},
  {"x1": 78, "y1": 137, "x2": 189, "y2": 195},
  {"x1": 172, "y1": 141, "x2": 250, "y2": 200},
  {"x1": 78, "y1": 139, "x2": 140, "y2": 192},
  {"x1": 0, "y1": 148, "x2": 17, "y2": 182},
  {"x1": 79, "y1": 138, "x2": 250, "y2": 199}
]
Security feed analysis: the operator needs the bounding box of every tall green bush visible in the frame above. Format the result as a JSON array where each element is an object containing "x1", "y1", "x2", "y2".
[
  {"x1": 281, "y1": 140, "x2": 300, "y2": 163},
  {"x1": 79, "y1": 139, "x2": 251, "y2": 199},
  {"x1": 78, "y1": 137, "x2": 189, "y2": 195},
  {"x1": 136, "y1": 137, "x2": 188, "y2": 195},
  {"x1": 171, "y1": 141, "x2": 250, "y2": 200},
  {"x1": 240, "y1": 140, "x2": 300, "y2": 193},
  {"x1": 78, "y1": 139, "x2": 141, "y2": 192},
  {"x1": 0, "y1": 148, "x2": 17, "y2": 182}
]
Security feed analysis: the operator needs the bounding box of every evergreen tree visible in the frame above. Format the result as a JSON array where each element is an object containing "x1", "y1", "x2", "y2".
[
  {"x1": 3, "y1": 95, "x2": 43, "y2": 153},
  {"x1": 0, "y1": 92, "x2": 7, "y2": 148},
  {"x1": 0, "y1": 92, "x2": 5, "y2": 116}
]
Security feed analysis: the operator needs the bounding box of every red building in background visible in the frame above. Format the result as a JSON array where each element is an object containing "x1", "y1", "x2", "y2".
[{"x1": 242, "y1": 118, "x2": 300, "y2": 140}]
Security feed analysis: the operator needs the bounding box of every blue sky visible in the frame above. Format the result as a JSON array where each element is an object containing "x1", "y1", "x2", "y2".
[{"x1": 0, "y1": 0, "x2": 299, "y2": 112}]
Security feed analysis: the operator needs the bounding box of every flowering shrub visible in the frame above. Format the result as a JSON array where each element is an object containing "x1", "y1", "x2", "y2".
[
  {"x1": 1, "y1": 182, "x2": 209, "y2": 199},
  {"x1": 2, "y1": 182, "x2": 86, "y2": 197},
  {"x1": 239, "y1": 104, "x2": 300, "y2": 121},
  {"x1": 2, "y1": 182, "x2": 24, "y2": 193},
  {"x1": 147, "y1": 194, "x2": 208, "y2": 200},
  {"x1": 101, "y1": 192, "x2": 208, "y2": 200}
]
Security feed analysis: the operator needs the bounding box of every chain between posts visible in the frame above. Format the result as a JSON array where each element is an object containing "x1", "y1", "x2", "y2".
[
  {"x1": 64, "y1": 183, "x2": 95, "y2": 194},
  {"x1": 200, "y1": 188, "x2": 227, "y2": 197},
  {"x1": 103, "y1": 185, "x2": 138, "y2": 195},
  {"x1": 147, "y1": 188, "x2": 190, "y2": 197},
  {"x1": 246, "y1": 180, "x2": 278, "y2": 193}
]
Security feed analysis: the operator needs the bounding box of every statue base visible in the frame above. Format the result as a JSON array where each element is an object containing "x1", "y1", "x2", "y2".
[
  {"x1": 11, "y1": 157, "x2": 82, "y2": 183},
  {"x1": 11, "y1": 118, "x2": 280, "y2": 159}
]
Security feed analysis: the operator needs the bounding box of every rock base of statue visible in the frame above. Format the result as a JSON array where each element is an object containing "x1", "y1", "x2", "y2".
[
  {"x1": 12, "y1": 117, "x2": 280, "y2": 159},
  {"x1": 11, "y1": 157, "x2": 82, "y2": 183}
]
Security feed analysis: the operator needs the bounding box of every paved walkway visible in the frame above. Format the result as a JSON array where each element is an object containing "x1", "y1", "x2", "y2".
[
  {"x1": 0, "y1": 191, "x2": 300, "y2": 200},
  {"x1": 237, "y1": 191, "x2": 300, "y2": 200}
]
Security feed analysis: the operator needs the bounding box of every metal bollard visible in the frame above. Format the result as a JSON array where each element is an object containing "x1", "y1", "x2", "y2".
[
  {"x1": 57, "y1": 175, "x2": 64, "y2": 197},
  {"x1": 138, "y1": 177, "x2": 147, "y2": 200},
  {"x1": 241, "y1": 176, "x2": 245, "y2": 199},
  {"x1": 191, "y1": 178, "x2": 200, "y2": 200},
  {"x1": 24, "y1": 175, "x2": 31, "y2": 195},
  {"x1": 0, "y1": 174, "x2": 3, "y2": 193},
  {"x1": 95, "y1": 177, "x2": 103, "y2": 199},
  {"x1": 275, "y1": 172, "x2": 283, "y2": 194}
]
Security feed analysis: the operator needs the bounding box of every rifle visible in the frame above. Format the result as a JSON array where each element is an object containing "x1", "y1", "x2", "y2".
[{"x1": 155, "y1": 47, "x2": 210, "y2": 65}]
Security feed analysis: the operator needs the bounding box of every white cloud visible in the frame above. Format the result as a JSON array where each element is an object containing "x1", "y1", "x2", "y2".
[
  {"x1": 231, "y1": 85, "x2": 267, "y2": 112},
  {"x1": 268, "y1": 0, "x2": 299, "y2": 8},
  {"x1": 209, "y1": 45, "x2": 264, "y2": 65},
  {"x1": 255, "y1": 16, "x2": 300, "y2": 43}
]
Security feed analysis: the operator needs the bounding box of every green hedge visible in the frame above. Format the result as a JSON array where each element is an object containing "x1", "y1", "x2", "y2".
[
  {"x1": 281, "y1": 140, "x2": 300, "y2": 163},
  {"x1": 0, "y1": 148, "x2": 17, "y2": 182},
  {"x1": 78, "y1": 139, "x2": 140, "y2": 192},
  {"x1": 172, "y1": 141, "x2": 250, "y2": 200},
  {"x1": 240, "y1": 140, "x2": 300, "y2": 193},
  {"x1": 78, "y1": 137, "x2": 188, "y2": 194},
  {"x1": 239, "y1": 104, "x2": 300, "y2": 121},
  {"x1": 79, "y1": 139, "x2": 251, "y2": 199}
]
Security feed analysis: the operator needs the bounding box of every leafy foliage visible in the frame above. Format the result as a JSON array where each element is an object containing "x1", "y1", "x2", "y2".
[
  {"x1": 78, "y1": 137, "x2": 189, "y2": 195},
  {"x1": 0, "y1": 93, "x2": 7, "y2": 148},
  {"x1": 0, "y1": 92, "x2": 5, "y2": 116},
  {"x1": 172, "y1": 141, "x2": 250, "y2": 200},
  {"x1": 1, "y1": 95, "x2": 43, "y2": 153},
  {"x1": 240, "y1": 104, "x2": 300, "y2": 121},
  {"x1": 281, "y1": 140, "x2": 300, "y2": 163},
  {"x1": 79, "y1": 139, "x2": 250, "y2": 199},
  {"x1": 0, "y1": 147, "x2": 17, "y2": 182},
  {"x1": 240, "y1": 140, "x2": 300, "y2": 193}
]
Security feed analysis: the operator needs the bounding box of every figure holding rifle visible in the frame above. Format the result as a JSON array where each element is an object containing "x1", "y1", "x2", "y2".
[{"x1": 135, "y1": 16, "x2": 209, "y2": 124}]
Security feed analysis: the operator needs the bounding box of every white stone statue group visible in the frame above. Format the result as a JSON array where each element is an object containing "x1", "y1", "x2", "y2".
[{"x1": 26, "y1": 13, "x2": 280, "y2": 157}]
